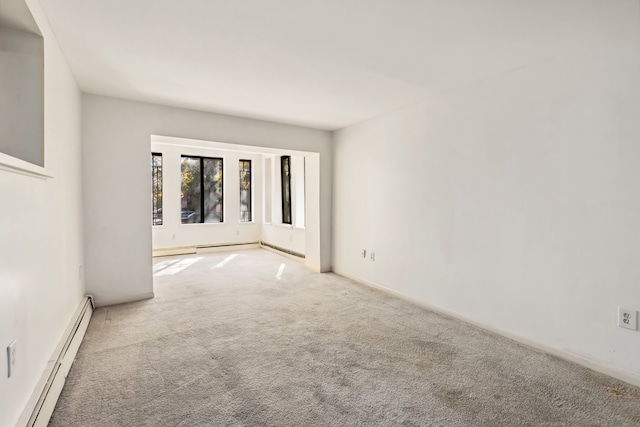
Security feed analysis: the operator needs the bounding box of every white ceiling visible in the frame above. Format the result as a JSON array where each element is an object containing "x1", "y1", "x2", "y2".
[{"x1": 39, "y1": 0, "x2": 633, "y2": 131}]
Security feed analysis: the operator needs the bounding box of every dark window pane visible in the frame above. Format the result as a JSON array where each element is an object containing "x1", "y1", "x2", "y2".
[
  {"x1": 281, "y1": 156, "x2": 292, "y2": 224},
  {"x1": 203, "y1": 158, "x2": 223, "y2": 223},
  {"x1": 181, "y1": 157, "x2": 201, "y2": 223},
  {"x1": 152, "y1": 153, "x2": 163, "y2": 225},
  {"x1": 239, "y1": 160, "x2": 252, "y2": 222}
]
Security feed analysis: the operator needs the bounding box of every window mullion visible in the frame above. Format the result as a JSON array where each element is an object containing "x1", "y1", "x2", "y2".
[{"x1": 200, "y1": 158, "x2": 205, "y2": 223}]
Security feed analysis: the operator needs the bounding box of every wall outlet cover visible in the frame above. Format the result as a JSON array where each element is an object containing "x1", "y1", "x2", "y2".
[{"x1": 618, "y1": 307, "x2": 638, "y2": 331}]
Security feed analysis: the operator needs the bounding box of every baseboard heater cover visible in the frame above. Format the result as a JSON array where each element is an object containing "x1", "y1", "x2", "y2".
[
  {"x1": 25, "y1": 295, "x2": 94, "y2": 427},
  {"x1": 153, "y1": 242, "x2": 259, "y2": 257},
  {"x1": 260, "y1": 241, "x2": 305, "y2": 259},
  {"x1": 197, "y1": 242, "x2": 258, "y2": 249}
]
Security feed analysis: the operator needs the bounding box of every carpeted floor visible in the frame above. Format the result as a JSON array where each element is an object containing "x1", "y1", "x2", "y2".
[{"x1": 50, "y1": 249, "x2": 640, "y2": 426}]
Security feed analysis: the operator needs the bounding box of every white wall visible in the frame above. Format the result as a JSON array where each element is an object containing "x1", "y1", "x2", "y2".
[
  {"x1": 0, "y1": 1, "x2": 84, "y2": 425},
  {"x1": 151, "y1": 143, "x2": 262, "y2": 249},
  {"x1": 82, "y1": 95, "x2": 332, "y2": 306},
  {"x1": 262, "y1": 225, "x2": 306, "y2": 256},
  {"x1": 333, "y1": 20, "x2": 640, "y2": 383},
  {"x1": 261, "y1": 154, "x2": 306, "y2": 256}
]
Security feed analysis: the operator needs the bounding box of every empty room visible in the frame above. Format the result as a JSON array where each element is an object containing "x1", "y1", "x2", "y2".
[{"x1": 1, "y1": 0, "x2": 639, "y2": 426}]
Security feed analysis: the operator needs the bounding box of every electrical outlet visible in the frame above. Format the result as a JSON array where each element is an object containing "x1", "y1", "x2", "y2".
[
  {"x1": 7, "y1": 340, "x2": 16, "y2": 378},
  {"x1": 361, "y1": 249, "x2": 366, "y2": 258},
  {"x1": 618, "y1": 307, "x2": 637, "y2": 331},
  {"x1": 370, "y1": 252, "x2": 375, "y2": 261}
]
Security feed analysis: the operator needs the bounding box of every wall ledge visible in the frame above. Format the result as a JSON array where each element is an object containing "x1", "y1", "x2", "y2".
[{"x1": 0, "y1": 152, "x2": 49, "y2": 179}]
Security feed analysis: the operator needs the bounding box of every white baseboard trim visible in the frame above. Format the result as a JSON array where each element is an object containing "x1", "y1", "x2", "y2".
[
  {"x1": 18, "y1": 296, "x2": 94, "y2": 427},
  {"x1": 334, "y1": 269, "x2": 640, "y2": 389},
  {"x1": 197, "y1": 243, "x2": 259, "y2": 254},
  {"x1": 93, "y1": 292, "x2": 155, "y2": 308},
  {"x1": 153, "y1": 246, "x2": 197, "y2": 257},
  {"x1": 304, "y1": 263, "x2": 322, "y2": 273}
]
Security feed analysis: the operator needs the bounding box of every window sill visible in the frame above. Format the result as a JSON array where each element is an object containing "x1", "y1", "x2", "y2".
[
  {"x1": 180, "y1": 222, "x2": 226, "y2": 226},
  {"x1": 0, "y1": 152, "x2": 49, "y2": 179},
  {"x1": 274, "y1": 223, "x2": 293, "y2": 229}
]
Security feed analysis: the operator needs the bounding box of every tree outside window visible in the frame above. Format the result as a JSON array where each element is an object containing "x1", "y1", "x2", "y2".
[
  {"x1": 152, "y1": 153, "x2": 163, "y2": 225},
  {"x1": 239, "y1": 160, "x2": 252, "y2": 222},
  {"x1": 181, "y1": 156, "x2": 223, "y2": 223}
]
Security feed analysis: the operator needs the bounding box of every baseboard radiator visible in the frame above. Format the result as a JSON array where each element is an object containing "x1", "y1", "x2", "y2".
[
  {"x1": 153, "y1": 242, "x2": 259, "y2": 257},
  {"x1": 25, "y1": 295, "x2": 94, "y2": 427},
  {"x1": 260, "y1": 241, "x2": 305, "y2": 259}
]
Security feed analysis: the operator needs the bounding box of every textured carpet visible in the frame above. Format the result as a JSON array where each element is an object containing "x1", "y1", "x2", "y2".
[{"x1": 50, "y1": 249, "x2": 640, "y2": 426}]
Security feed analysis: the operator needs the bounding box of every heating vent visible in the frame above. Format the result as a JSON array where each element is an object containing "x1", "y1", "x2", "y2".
[{"x1": 26, "y1": 296, "x2": 94, "y2": 427}]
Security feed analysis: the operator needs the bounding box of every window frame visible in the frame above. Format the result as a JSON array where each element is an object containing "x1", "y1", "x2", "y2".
[
  {"x1": 180, "y1": 155, "x2": 224, "y2": 224},
  {"x1": 281, "y1": 155, "x2": 292, "y2": 225},
  {"x1": 239, "y1": 159, "x2": 252, "y2": 222},
  {"x1": 151, "y1": 152, "x2": 163, "y2": 226}
]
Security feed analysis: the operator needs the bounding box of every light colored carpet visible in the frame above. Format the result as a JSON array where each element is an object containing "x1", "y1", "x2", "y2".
[{"x1": 50, "y1": 249, "x2": 640, "y2": 426}]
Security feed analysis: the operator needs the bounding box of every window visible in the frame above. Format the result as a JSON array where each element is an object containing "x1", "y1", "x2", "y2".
[
  {"x1": 151, "y1": 153, "x2": 163, "y2": 225},
  {"x1": 281, "y1": 156, "x2": 292, "y2": 224},
  {"x1": 239, "y1": 160, "x2": 252, "y2": 222},
  {"x1": 181, "y1": 156, "x2": 223, "y2": 224}
]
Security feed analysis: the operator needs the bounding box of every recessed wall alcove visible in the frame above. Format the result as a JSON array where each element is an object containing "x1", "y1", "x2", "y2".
[{"x1": 0, "y1": 0, "x2": 44, "y2": 172}]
